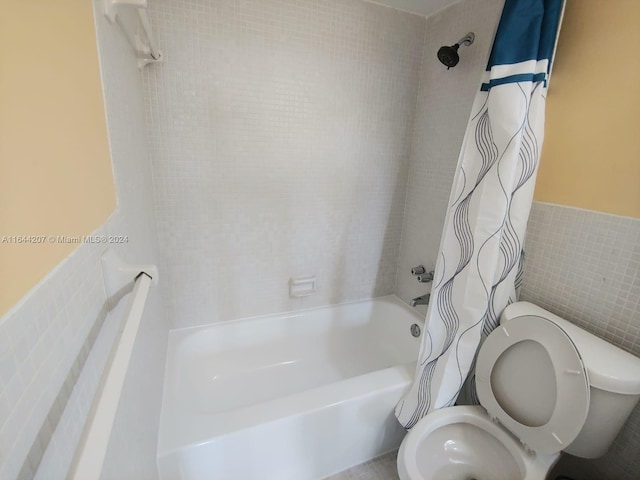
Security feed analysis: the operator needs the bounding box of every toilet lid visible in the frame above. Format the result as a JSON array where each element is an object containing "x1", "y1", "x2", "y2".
[{"x1": 476, "y1": 315, "x2": 590, "y2": 455}]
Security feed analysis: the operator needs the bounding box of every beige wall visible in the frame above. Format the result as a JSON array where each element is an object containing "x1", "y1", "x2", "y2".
[
  {"x1": 535, "y1": 0, "x2": 640, "y2": 219},
  {"x1": 0, "y1": 1, "x2": 116, "y2": 315}
]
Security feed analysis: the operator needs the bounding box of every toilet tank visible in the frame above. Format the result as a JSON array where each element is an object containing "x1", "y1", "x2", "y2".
[{"x1": 501, "y1": 302, "x2": 640, "y2": 458}]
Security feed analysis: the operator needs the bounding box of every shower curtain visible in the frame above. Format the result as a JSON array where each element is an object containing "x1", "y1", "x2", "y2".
[{"x1": 395, "y1": 0, "x2": 564, "y2": 429}]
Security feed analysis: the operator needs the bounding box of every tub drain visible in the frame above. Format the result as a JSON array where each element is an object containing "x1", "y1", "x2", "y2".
[{"x1": 410, "y1": 323, "x2": 421, "y2": 337}]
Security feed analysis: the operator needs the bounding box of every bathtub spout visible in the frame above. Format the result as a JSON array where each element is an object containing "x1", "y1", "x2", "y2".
[{"x1": 410, "y1": 294, "x2": 430, "y2": 307}]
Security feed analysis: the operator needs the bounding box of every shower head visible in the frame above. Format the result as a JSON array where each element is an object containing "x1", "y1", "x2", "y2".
[
  {"x1": 437, "y1": 44, "x2": 461, "y2": 69},
  {"x1": 437, "y1": 32, "x2": 475, "y2": 69}
]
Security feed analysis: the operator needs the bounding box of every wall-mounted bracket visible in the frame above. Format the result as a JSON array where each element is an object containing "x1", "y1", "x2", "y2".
[
  {"x1": 103, "y1": 0, "x2": 164, "y2": 70},
  {"x1": 104, "y1": 0, "x2": 147, "y2": 23},
  {"x1": 101, "y1": 249, "x2": 158, "y2": 306}
]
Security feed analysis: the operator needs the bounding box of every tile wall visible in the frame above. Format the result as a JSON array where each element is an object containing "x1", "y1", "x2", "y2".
[
  {"x1": 394, "y1": 0, "x2": 504, "y2": 308},
  {"x1": 0, "y1": 2, "x2": 167, "y2": 479},
  {"x1": 143, "y1": 0, "x2": 426, "y2": 328}
]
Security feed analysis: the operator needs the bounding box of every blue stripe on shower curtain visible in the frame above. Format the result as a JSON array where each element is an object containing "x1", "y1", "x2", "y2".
[
  {"x1": 480, "y1": 73, "x2": 547, "y2": 91},
  {"x1": 395, "y1": 0, "x2": 564, "y2": 429},
  {"x1": 487, "y1": 0, "x2": 563, "y2": 69}
]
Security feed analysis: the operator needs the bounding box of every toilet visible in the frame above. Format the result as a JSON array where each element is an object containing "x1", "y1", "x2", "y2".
[{"x1": 397, "y1": 302, "x2": 640, "y2": 480}]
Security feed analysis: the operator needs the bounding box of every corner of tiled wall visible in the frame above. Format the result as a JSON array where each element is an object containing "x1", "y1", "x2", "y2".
[{"x1": 92, "y1": 2, "x2": 168, "y2": 479}]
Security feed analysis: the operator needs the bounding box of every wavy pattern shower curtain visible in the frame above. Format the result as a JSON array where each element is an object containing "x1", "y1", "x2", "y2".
[{"x1": 395, "y1": 0, "x2": 564, "y2": 428}]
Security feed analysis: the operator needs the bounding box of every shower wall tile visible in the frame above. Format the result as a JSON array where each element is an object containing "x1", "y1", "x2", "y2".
[
  {"x1": 0, "y1": 3, "x2": 167, "y2": 479},
  {"x1": 394, "y1": 0, "x2": 504, "y2": 307},
  {"x1": 521, "y1": 201, "x2": 640, "y2": 480},
  {"x1": 143, "y1": 0, "x2": 426, "y2": 328}
]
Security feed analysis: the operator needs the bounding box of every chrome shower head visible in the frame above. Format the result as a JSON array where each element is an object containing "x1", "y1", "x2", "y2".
[{"x1": 437, "y1": 32, "x2": 475, "y2": 69}]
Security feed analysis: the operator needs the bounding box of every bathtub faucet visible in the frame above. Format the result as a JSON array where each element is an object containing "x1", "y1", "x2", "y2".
[
  {"x1": 410, "y1": 293, "x2": 430, "y2": 307},
  {"x1": 411, "y1": 265, "x2": 434, "y2": 283}
]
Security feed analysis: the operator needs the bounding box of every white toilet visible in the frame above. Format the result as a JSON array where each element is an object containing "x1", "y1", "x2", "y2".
[{"x1": 397, "y1": 302, "x2": 640, "y2": 480}]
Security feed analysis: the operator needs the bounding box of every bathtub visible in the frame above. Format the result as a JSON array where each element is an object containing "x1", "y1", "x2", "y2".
[{"x1": 157, "y1": 295, "x2": 423, "y2": 480}]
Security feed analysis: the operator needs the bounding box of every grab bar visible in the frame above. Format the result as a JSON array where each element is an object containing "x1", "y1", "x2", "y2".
[{"x1": 70, "y1": 251, "x2": 157, "y2": 480}]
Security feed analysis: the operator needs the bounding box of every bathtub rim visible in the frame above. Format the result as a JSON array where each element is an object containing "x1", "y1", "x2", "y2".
[{"x1": 166, "y1": 294, "x2": 422, "y2": 335}]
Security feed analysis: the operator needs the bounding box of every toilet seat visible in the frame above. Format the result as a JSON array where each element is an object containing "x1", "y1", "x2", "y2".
[{"x1": 476, "y1": 315, "x2": 590, "y2": 455}]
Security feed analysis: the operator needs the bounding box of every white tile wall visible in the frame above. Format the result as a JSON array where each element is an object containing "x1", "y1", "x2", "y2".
[
  {"x1": 0, "y1": 2, "x2": 167, "y2": 479},
  {"x1": 394, "y1": 0, "x2": 504, "y2": 308},
  {"x1": 0, "y1": 236, "x2": 108, "y2": 480},
  {"x1": 523, "y1": 203, "x2": 640, "y2": 353},
  {"x1": 143, "y1": 0, "x2": 426, "y2": 328},
  {"x1": 521, "y1": 202, "x2": 640, "y2": 480}
]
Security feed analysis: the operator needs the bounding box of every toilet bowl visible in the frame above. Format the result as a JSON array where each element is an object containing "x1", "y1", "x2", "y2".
[
  {"x1": 397, "y1": 302, "x2": 640, "y2": 480},
  {"x1": 397, "y1": 406, "x2": 557, "y2": 480}
]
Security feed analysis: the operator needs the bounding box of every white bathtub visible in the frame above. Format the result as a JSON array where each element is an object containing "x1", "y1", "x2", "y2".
[{"x1": 157, "y1": 295, "x2": 423, "y2": 480}]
